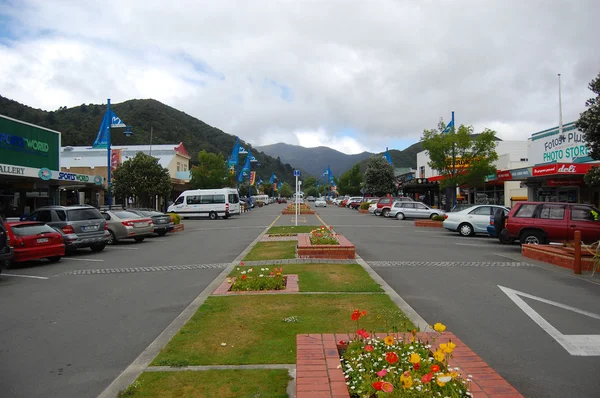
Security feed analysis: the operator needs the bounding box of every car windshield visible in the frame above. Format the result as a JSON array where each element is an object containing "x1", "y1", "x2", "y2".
[
  {"x1": 11, "y1": 223, "x2": 56, "y2": 236},
  {"x1": 67, "y1": 208, "x2": 103, "y2": 221}
]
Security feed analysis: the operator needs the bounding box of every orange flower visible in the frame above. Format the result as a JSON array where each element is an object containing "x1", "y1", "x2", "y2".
[
  {"x1": 241, "y1": 275, "x2": 247, "y2": 280},
  {"x1": 381, "y1": 382, "x2": 394, "y2": 392},
  {"x1": 431, "y1": 364, "x2": 441, "y2": 373},
  {"x1": 384, "y1": 335, "x2": 395, "y2": 346},
  {"x1": 385, "y1": 352, "x2": 398, "y2": 364}
]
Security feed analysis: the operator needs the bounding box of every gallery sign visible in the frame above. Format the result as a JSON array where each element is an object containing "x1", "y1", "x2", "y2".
[{"x1": 529, "y1": 123, "x2": 590, "y2": 164}]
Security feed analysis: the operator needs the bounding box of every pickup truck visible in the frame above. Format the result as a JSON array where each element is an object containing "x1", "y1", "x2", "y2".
[{"x1": 0, "y1": 218, "x2": 13, "y2": 272}]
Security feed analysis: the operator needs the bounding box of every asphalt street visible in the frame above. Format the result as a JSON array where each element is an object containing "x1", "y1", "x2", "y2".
[
  {"x1": 0, "y1": 209, "x2": 277, "y2": 398},
  {"x1": 317, "y1": 204, "x2": 600, "y2": 398}
]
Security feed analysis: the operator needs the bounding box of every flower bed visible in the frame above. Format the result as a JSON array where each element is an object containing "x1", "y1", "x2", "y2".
[
  {"x1": 414, "y1": 220, "x2": 443, "y2": 228},
  {"x1": 282, "y1": 203, "x2": 315, "y2": 215},
  {"x1": 298, "y1": 234, "x2": 356, "y2": 259},
  {"x1": 310, "y1": 226, "x2": 339, "y2": 245},
  {"x1": 213, "y1": 274, "x2": 299, "y2": 295}
]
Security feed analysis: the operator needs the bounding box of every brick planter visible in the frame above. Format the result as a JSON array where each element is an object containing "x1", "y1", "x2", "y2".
[
  {"x1": 358, "y1": 209, "x2": 369, "y2": 214},
  {"x1": 296, "y1": 333, "x2": 523, "y2": 398},
  {"x1": 282, "y1": 210, "x2": 316, "y2": 215},
  {"x1": 414, "y1": 220, "x2": 444, "y2": 228},
  {"x1": 297, "y1": 234, "x2": 355, "y2": 259},
  {"x1": 170, "y1": 224, "x2": 184, "y2": 232},
  {"x1": 213, "y1": 275, "x2": 299, "y2": 295},
  {"x1": 522, "y1": 244, "x2": 595, "y2": 271}
]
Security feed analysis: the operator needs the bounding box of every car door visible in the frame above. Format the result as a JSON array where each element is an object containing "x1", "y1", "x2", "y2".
[
  {"x1": 468, "y1": 206, "x2": 492, "y2": 233},
  {"x1": 413, "y1": 203, "x2": 430, "y2": 219},
  {"x1": 568, "y1": 205, "x2": 600, "y2": 243}
]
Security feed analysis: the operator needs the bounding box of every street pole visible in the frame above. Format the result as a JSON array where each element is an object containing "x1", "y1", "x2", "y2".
[
  {"x1": 107, "y1": 99, "x2": 113, "y2": 210},
  {"x1": 295, "y1": 174, "x2": 298, "y2": 226}
]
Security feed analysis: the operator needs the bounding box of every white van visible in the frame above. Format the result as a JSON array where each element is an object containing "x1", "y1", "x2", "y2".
[{"x1": 167, "y1": 188, "x2": 241, "y2": 219}]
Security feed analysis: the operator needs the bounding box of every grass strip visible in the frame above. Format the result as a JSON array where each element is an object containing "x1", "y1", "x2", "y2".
[
  {"x1": 120, "y1": 369, "x2": 289, "y2": 398},
  {"x1": 229, "y1": 263, "x2": 384, "y2": 292},
  {"x1": 151, "y1": 294, "x2": 414, "y2": 366},
  {"x1": 267, "y1": 225, "x2": 320, "y2": 234},
  {"x1": 243, "y1": 241, "x2": 297, "y2": 261}
]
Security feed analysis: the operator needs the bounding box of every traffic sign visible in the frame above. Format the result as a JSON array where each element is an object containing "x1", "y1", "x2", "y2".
[
  {"x1": 294, "y1": 170, "x2": 300, "y2": 177},
  {"x1": 360, "y1": 187, "x2": 366, "y2": 195}
]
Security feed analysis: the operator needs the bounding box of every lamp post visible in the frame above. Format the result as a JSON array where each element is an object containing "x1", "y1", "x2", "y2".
[{"x1": 104, "y1": 99, "x2": 132, "y2": 209}]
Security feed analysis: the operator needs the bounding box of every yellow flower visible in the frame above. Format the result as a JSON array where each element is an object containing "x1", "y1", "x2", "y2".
[
  {"x1": 384, "y1": 335, "x2": 395, "y2": 346},
  {"x1": 433, "y1": 322, "x2": 446, "y2": 332},
  {"x1": 436, "y1": 379, "x2": 446, "y2": 387},
  {"x1": 433, "y1": 350, "x2": 445, "y2": 362},
  {"x1": 400, "y1": 372, "x2": 413, "y2": 389},
  {"x1": 409, "y1": 353, "x2": 421, "y2": 364},
  {"x1": 450, "y1": 371, "x2": 459, "y2": 380},
  {"x1": 440, "y1": 340, "x2": 456, "y2": 354}
]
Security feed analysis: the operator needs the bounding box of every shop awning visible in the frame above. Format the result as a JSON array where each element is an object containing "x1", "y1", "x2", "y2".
[{"x1": 510, "y1": 196, "x2": 528, "y2": 201}]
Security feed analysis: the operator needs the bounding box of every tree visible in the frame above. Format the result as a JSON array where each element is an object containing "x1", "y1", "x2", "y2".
[
  {"x1": 576, "y1": 71, "x2": 600, "y2": 186},
  {"x1": 238, "y1": 185, "x2": 258, "y2": 197},
  {"x1": 278, "y1": 182, "x2": 292, "y2": 198},
  {"x1": 190, "y1": 150, "x2": 228, "y2": 189},
  {"x1": 113, "y1": 152, "x2": 172, "y2": 208},
  {"x1": 303, "y1": 176, "x2": 317, "y2": 190},
  {"x1": 422, "y1": 122, "x2": 498, "y2": 189},
  {"x1": 261, "y1": 183, "x2": 273, "y2": 196},
  {"x1": 304, "y1": 186, "x2": 318, "y2": 197},
  {"x1": 364, "y1": 156, "x2": 396, "y2": 196},
  {"x1": 337, "y1": 164, "x2": 363, "y2": 195}
]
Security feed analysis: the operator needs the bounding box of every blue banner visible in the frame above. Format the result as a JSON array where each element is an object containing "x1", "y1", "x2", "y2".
[{"x1": 228, "y1": 137, "x2": 240, "y2": 167}]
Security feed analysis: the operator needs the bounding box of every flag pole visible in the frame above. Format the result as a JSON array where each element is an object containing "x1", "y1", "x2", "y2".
[{"x1": 558, "y1": 73, "x2": 563, "y2": 136}]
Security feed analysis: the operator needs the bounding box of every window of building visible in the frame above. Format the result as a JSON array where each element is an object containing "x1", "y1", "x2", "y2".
[
  {"x1": 419, "y1": 166, "x2": 425, "y2": 178},
  {"x1": 177, "y1": 162, "x2": 181, "y2": 172}
]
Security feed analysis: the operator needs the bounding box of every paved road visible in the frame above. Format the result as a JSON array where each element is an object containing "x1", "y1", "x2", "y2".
[
  {"x1": 0, "y1": 206, "x2": 282, "y2": 398},
  {"x1": 317, "y1": 205, "x2": 600, "y2": 398}
]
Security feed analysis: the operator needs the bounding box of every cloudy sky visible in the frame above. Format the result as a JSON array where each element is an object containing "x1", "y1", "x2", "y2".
[{"x1": 0, "y1": 0, "x2": 598, "y2": 154}]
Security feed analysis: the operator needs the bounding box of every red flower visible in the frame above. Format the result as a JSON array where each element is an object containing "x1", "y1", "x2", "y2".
[
  {"x1": 351, "y1": 309, "x2": 367, "y2": 321},
  {"x1": 381, "y1": 382, "x2": 394, "y2": 393},
  {"x1": 364, "y1": 345, "x2": 374, "y2": 352},
  {"x1": 240, "y1": 261, "x2": 245, "y2": 266},
  {"x1": 356, "y1": 329, "x2": 370, "y2": 339},
  {"x1": 372, "y1": 381, "x2": 384, "y2": 391},
  {"x1": 414, "y1": 362, "x2": 421, "y2": 370},
  {"x1": 270, "y1": 272, "x2": 274, "y2": 276},
  {"x1": 421, "y1": 372, "x2": 433, "y2": 383},
  {"x1": 431, "y1": 364, "x2": 441, "y2": 373},
  {"x1": 338, "y1": 340, "x2": 347, "y2": 346},
  {"x1": 241, "y1": 275, "x2": 247, "y2": 280},
  {"x1": 385, "y1": 352, "x2": 398, "y2": 364}
]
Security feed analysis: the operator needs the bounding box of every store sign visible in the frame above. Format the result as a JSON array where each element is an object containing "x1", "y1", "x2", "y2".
[
  {"x1": 529, "y1": 126, "x2": 589, "y2": 164},
  {"x1": 0, "y1": 164, "x2": 26, "y2": 175},
  {"x1": 0, "y1": 116, "x2": 60, "y2": 170},
  {"x1": 58, "y1": 172, "x2": 91, "y2": 182},
  {"x1": 496, "y1": 170, "x2": 512, "y2": 180},
  {"x1": 532, "y1": 163, "x2": 594, "y2": 176},
  {"x1": 511, "y1": 168, "x2": 531, "y2": 178},
  {"x1": 547, "y1": 179, "x2": 584, "y2": 187}
]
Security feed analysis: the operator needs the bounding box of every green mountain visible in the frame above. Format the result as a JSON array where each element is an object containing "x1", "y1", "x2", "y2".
[
  {"x1": 0, "y1": 96, "x2": 297, "y2": 185},
  {"x1": 356, "y1": 142, "x2": 423, "y2": 173}
]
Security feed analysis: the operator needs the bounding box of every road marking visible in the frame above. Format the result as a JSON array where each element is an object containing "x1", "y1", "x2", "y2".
[
  {"x1": 268, "y1": 215, "x2": 281, "y2": 228},
  {"x1": 2, "y1": 273, "x2": 49, "y2": 280},
  {"x1": 499, "y1": 285, "x2": 600, "y2": 356},
  {"x1": 315, "y1": 214, "x2": 327, "y2": 226},
  {"x1": 62, "y1": 257, "x2": 104, "y2": 262}
]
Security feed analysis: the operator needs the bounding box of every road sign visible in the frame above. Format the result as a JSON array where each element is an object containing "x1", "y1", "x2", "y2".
[
  {"x1": 499, "y1": 285, "x2": 600, "y2": 356},
  {"x1": 294, "y1": 170, "x2": 300, "y2": 177},
  {"x1": 360, "y1": 187, "x2": 366, "y2": 195}
]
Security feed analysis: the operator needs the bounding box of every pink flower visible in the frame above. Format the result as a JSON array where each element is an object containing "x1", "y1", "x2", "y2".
[
  {"x1": 364, "y1": 345, "x2": 374, "y2": 352},
  {"x1": 356, "y1": 329, "x2": 370, "y2": 339},
  {"x1": 381, "y1": 382, "x2": 394, "y2": 393},
  {"x1": 240, "y1": 261, "x2": 245, "y2": 266},
  {"x1": 377, "y1": 369, "x2": 387, "y2": 378}
]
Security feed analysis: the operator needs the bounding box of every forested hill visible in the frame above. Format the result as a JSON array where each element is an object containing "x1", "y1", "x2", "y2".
[{"x1": 0, "y1": 96, "x2": 298, "y2": 184}]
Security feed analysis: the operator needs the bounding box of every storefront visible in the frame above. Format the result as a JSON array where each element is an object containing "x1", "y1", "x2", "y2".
[{"x1": 0, "y1": 115, "x2": 104, "y2": 217}]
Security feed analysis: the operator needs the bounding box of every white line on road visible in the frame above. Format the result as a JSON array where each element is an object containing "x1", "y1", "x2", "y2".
[
  {"x1": 62, "y1": 257, "x2": 104, "y2": 262},
  {"x1": 2, "y1": 273, "x2": 49, "y2": 280}
]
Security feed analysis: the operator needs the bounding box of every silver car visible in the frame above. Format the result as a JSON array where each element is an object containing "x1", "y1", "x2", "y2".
[
  {"x1": 101, "y1": 210, "x2": 154, "y2": 244},
  {"x1": 443, "y1": 205, "x2": 510, "y2": 236},
  {"x1": 315, "y1": 198, "x2": 327, "y2": 207},
  {"x1": 387, "y1": 202, "x2": 444, "y2": 220}
]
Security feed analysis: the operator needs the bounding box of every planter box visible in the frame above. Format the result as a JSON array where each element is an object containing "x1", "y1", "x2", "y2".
[
  {"x1": 282, "y1": 210, "x2": 316, "y2": 215},
  {"x1": 297, "y1": 234, "x2": 355, "y2": 259},
  {"x1": 296, "y1": 333, "x2": 523, "y2": 398},
  {"x1": 414, "y1": 220, "x2": 443, "y2": 228},
  {"x1": 522, "y1": 244, "x2": 595, "y2": 271},
  {"x1": 358, "y1": 209, "x2": 369, "y2": 214},
  {"x1": 213, "y1": 275, "x2": 299, "y2": 295},
  {"x1": 170, "y1": 224, "x2": 184, "y2": 233}
]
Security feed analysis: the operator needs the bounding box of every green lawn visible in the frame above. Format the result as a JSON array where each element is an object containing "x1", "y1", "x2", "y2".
[
  {"x1": 243, "y1": 241, "x2": 297, "y2": 261},
  {"x1": 267, "y1": 225, "x2": 321, "y2": 235},
  {"x1": 121, "y1": 369, "x2": 290, "y2": 398},
  {"x1": 151, "y1": 294, "x2": 414, "y2": 366},
  {"x1": 229, "y1": 263, "x2": 384, "y2": 292}
]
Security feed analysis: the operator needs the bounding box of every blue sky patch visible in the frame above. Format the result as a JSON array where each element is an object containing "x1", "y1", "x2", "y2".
[
  {"x1": 263, "y1": 78, "x2": 293, "y2": 102},
  {"x1": 179, "y1": 52, "x2": 225, "y2": 80}
]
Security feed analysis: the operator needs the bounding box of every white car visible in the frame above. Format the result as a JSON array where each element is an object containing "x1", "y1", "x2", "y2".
[
  {"x1": 368, "y1": 203, "x2": 378, "y2": 213},
  {"x1": 315, "y1": 198, "x2": 327, "y2": 207},
  {"x1": 443, "y1": 205, "x2": 510, "y2": 236}
]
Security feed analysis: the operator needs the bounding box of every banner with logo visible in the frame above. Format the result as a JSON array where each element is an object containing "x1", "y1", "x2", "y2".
[
  {"x1": 249, "y1": 171, "x2": 256, "y2": 186},
  {"x1": 532, "y1": 163, "x2": 594, "y2": 177},
  {"x1": 111, "y1": 149, "x2": 122, "y2": 172}
]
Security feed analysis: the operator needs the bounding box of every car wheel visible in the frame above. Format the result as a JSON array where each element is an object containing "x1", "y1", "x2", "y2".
[
  {"x1": 209, "y1": 211, "x2": 218, "y2": 220},
  {"x1": 429, "y1": 213, "x2": 439, "y2": 219},
  {"x1": 47, "y1": 256, "x2": 61, "y2": 263},
  {"x1": 382, "y1": 209, "x2": 390, "y2": 217},
  {"x1": 396, "y1": 212, "x2": 405, "y2": 220},
  {"x1": 108, "y1": 231, "x2": 117, "y2": 245},
  {"x1": 458, "y1": 223, "x2": 475, "y2": 237},
  {"x1": 520, "y1": 230, "x2": 545, "y2": 245},
  {"x1": 90, "y1": 243, "x2": 106, "y2": 252},
  {"x1": 157, "y1": 230, "x2": 167, "y2": 236},
  {"x1": 134, "y1": 237, "x2": 145, "y2": 243},
  {"x1": 498, "y1": 229, "x2": 514, "y2": 244}
]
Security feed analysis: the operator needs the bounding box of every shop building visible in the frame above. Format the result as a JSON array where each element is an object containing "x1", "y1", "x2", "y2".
[
  {"x1": 60, "y1": 142, "x2": 192, "y2": 208},
  {"x1": 0, "y1": 115, "x2": 104, "y2": 218}
]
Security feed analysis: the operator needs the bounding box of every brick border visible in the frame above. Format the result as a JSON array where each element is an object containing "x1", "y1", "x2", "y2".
[
  {"x1": 296, "y1": 333, "x2": 523, "y2": 398},
  {"x1": 522, "y1": 244, "x2": 595, "y2": 271},
  {"x1": 213, "y1": 274, "x2": 299, "y2": 295},
  {"x1": 414, "y1": 220, "x2": 444, "y2": 228},
  {"x1": 297, "y1": 234, "x2": 356, "y2": 259}
]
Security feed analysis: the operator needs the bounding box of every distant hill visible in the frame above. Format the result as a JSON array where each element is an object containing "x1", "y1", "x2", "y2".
[
  {"x1": 355, "y1": 141, "x2": 423, "y2": 173},
  {"x1": 0, "y1": 96, "x2": 298, "y2": 185},
  {"x1": 256, "y1": 143, "x2": 373, "y2": 177}
]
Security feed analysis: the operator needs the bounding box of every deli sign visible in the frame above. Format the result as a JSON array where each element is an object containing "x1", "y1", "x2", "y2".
[{"x1": 532, "y1": 163, "x2": 594, "y2": 176}]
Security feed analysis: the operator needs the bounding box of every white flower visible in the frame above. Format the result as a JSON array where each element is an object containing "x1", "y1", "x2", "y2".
[
  {"x1": 438, "y1": 375, "x2": 452, "y2": 383},
  {"x1": 259, "y1": 274, "x2": 264, "y2": 277},
  {"x1": 221, "y1": 343, "x2": 227, "y2": 346},
  {"x1": 468, "y1": 374, "x2": 473, "y2": 378},
  {"x1": 241, "y1": 271, "x2": 246, "y2": 275},
  {"x1": 236, "y1": 268, "x2": 240, "y2": 270}
]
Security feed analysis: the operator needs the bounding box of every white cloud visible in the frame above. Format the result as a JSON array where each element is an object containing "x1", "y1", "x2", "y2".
[
  {"x1": 0, "y1": 0, "x2": 598, "y2": 154},
  {"x1": 295, "y1": 129, "x2": 368, "y2": 155}
]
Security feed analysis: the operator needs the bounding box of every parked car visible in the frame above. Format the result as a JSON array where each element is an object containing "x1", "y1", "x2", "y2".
[
  {"x1": 501, "y1": 202, "x2": 600, "y2": 245},
  {"x1": 487, "y1": 208, "x2": 512, "y2": 242},
  {"x1": 277, "y1": 197, "x2": 287, "y2": 204},
  {"x1": 101, "y1": 210, "x2": 154, "y2": 244},
  {"x1": 388, "y1": 202, "x2": 444, "y2": 220},
  {"x1": 374, "y1": 197, "x2": 414, "y2": 216},
  {"x1": 25, "y1": 205, "x2": 109, "y2": 252},
  {"x1": 4, "y1": 221, "x2": 65, "y2": 263},
  {"x1": 306, "y1": 196, "x2": 316, "y2": 202},
  {"x1": 368, "y1": 203, "x2": 378, "y2": 214},
  {"x1": 128, "y1": 209, "x2": 173, "y2": 236},
  {"x1": 346, "y1": 197, "x2": 363, "y2": 208},
  {"x1": 315, "y1": 198, "x2": 327, "y2": 207},
  {"x1": 0, "y1": 218, "x2": 13, "y2": 272},
  {"x1": 443, "y1": 205, "x2": 510, "y2": 236}
]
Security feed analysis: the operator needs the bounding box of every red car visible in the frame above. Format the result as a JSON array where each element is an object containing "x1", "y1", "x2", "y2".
[{"x1": 5, "y1": 221, "x2": 65, "y2": 263}]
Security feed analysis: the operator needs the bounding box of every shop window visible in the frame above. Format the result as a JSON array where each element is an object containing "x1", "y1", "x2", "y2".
[{"x1": 177, "y1": 162, "x2": 181, "y2": 172}]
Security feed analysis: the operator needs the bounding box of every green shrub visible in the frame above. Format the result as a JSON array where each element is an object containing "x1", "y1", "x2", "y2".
[
  {"x1": 360, "y1": 202, "x2": 370, "y2": 210},
  {"x1": 431, "y1": 214, "x2": 445, "y2": 221},
  {"x1": 169, "y1": 213, "x2": 181, "y2": 225}
]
